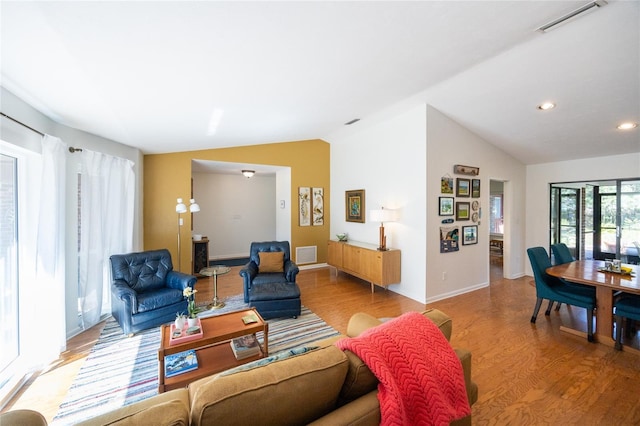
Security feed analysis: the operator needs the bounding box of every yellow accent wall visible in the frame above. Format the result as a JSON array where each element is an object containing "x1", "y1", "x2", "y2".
[{"x1": 144, "y1": 139, "x2": 330, "y2": 272}]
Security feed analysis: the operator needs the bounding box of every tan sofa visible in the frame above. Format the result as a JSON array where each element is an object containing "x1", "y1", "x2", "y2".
[{"x1": 1, "y1": 309, "x2": 477, "y2": 426}]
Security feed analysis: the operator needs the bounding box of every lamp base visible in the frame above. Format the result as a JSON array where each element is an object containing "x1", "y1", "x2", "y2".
[{"x1": 377, "y1": 247, "x2": 389, "y2": 251}]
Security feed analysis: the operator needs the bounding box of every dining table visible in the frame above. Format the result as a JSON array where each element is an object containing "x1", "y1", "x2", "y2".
[{"x1": 546, "y1": 260, "x2": 639, "y2": 348}]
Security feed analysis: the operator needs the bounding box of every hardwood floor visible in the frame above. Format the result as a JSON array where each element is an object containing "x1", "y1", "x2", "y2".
[{"x1": 3, "y1": 264, "x2": 640, "y2": 424}]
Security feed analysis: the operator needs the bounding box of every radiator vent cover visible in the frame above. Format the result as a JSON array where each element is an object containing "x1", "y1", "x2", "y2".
[{"x1": 296, "y1": 246, "x2": 317, "y2": 265}]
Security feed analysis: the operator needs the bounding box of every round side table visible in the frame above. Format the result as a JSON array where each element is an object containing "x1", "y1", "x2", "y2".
[{"x1": 200, "y1": 265, "x2": 231, "y2": 309}]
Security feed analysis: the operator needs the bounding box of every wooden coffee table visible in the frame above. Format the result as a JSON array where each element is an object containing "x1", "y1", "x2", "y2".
[{"x1": 158, "y1": 308, "x2": 268, "y2": 393}]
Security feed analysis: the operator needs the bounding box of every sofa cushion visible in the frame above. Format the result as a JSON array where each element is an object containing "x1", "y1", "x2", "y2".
[
  {"x1": 75, "y1": 389, "x2": 189, "y2": 426},
  {"x1": 258, "y1": 251, "x2": 284, "y2": 272},
  {"x1": 337, "y1": 350, "x2": 379, "y2": 405},
  {"x1": 189, "y1": 345, "x2": 349, "y2": 426},
  {"x1": 101, "y1": 400, "x2": 188, "y2": 426}
]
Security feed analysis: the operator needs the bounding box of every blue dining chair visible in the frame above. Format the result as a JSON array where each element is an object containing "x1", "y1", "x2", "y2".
[
  {"x1": 549, "y1": 243, "x2": 596, "y2": 312},
  {"x1": 551, "y1": 243, "x2": 574, "y2": 264},
  {"x1": 614, "y1": 294, "x2": 640, "y2": 350},
  {"x1": 527, "y1": 247, "x2": 596, "y2": 342}
]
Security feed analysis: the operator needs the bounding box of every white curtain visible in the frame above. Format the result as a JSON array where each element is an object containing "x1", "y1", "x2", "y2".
[
  {"x1": 78, "y1": 150, "x2": 135, "y2": 330},
  {"x1": 32, "y1": 135, "x2": 67, "y2": 364}
]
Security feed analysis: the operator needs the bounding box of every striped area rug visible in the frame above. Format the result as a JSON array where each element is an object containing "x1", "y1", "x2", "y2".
[{"x1": 52, "y1": 297, "x2": 339, "y2": 425}]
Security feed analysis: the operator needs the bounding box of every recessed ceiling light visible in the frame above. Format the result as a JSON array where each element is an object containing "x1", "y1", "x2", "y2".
[
  {"x1": 617, "y1": 122, "x2": 638, "y2": 130},
  {"x1": 537, "y1": 102, "x2": 556, "y2": 111}
]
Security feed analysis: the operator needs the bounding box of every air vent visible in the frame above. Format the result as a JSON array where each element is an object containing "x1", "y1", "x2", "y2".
[
  {"x1": 296, "y1": 246, "x2": 317, "y2": 265},
  {"x1": 536, "y1": 1, "x2": 607, "y2": 33}
]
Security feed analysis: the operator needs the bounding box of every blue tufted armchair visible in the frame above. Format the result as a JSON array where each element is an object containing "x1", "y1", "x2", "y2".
[
  {"x1": 239, "y1": 241, "x2": 301, "y2": 319},
  {"x1": 110, "y1": 249, "x2": 197, "y2": 335}
]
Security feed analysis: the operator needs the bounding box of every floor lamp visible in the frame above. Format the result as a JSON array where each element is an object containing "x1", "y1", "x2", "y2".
[{"x1": 176, "y1": 198, "x2": 200, "y2": 272}]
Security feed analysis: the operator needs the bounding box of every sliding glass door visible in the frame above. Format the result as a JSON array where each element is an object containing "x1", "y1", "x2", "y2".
[{"x1": 551, "y1": 179, "x2": 640, "y2": 264}]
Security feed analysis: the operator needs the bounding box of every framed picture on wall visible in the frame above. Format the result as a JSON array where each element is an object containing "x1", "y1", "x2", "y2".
[
  {"x1": 462, "y1": 225, "x2": 478, "y2": 245},
  {"x1": 439, "y1": 197, "x2": 454, "y2": 216},
  {"x1": 298, "y1": 187, "x2": 311, "y2": 226},
  {"x1": 456, "y1": 201, "x2": 470, "y2": 220},
  {"x1": 312, "y1": 187, "x2": 324, "y2": 226},
  {"x1": 472, "y1": 179, "x2": 481, "y2": 198},
  {"x1": 456, "y1": 178, "x2": 470, "y2": 197},
  {"x1": 345, "y1": 189, "x2": 365, "y2": 223}
]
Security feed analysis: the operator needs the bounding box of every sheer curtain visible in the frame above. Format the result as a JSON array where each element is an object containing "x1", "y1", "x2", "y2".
[
  {"x1": 32, "y1": 135, "x2": 67, "y2": 364},
  {"x1": 78, "y1": 150, "x2": 135, "y2": 330}
]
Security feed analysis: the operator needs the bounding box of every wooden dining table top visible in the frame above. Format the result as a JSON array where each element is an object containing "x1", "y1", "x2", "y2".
[{"x1": 546, "y1": 259, "x2": 639, "y2": 294}]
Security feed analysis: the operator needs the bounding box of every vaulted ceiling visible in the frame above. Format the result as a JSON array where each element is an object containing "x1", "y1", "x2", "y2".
[{"x1": 1, "y1": 1, "x2": 638, "y2": 164}]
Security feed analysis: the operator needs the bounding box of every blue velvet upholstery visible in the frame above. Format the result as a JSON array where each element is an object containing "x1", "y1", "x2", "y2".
[
  {"x1": 110, "y1": 249, "x2": 197, "y2": 335},
  {"x1": 527, "y1": 247, "x2": 596, "y2": 342},
  {"x1": 239, "y1": 241, "x2": 301, "y2": 319},
  {"x1": 551, "y1": 243, "x2": 574, "y2": 264},
  {"x1": 614, "y1": 295, "x2": 640, "y2": 350}
]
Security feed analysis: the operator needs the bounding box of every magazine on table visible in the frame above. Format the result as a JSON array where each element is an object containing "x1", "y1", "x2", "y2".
[
  {"x1": 230, "y1": 334, "x2": 261, "y2": 360},
  {"x1": 165, "y1": 349, "x2": 198, "y2": 377}
]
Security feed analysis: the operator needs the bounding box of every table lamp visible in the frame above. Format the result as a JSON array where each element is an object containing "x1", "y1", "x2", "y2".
[{"x1": 370, "y1": 207, "x2": 396, "y2": 251}]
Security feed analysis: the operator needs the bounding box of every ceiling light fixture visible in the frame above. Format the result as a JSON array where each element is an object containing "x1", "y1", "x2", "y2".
[
  {"x1": 617, "y1": 122, "x2": 638, "y2": 130},
  {"x1": 242, "y1": 170, "x2": 255, "y2": 178},
  {"x1": 536, "y1": 0, "x2": 607, "y2": 33},
  {"x1": 537, "y1": 102, "x2": 556, "y2": 111}
]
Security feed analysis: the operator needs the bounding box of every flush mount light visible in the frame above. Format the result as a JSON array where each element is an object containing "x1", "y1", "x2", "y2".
[
  {"x1": 242, "y1": 170, "x2": 255, "y2": 178},
  {"x1": 537, "y1": 102, "x2": 556, "y2": 111},
  {"x1": 617, "y1": 122, "x2": 638, "y2": 130}
]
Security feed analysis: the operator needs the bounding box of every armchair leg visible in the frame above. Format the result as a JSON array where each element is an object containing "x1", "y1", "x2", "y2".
[{"x1": 531, "y1": 298, "x2": 543, "y2": 323}]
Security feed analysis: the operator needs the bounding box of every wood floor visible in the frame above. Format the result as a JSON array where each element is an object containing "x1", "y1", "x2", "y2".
[{"x1": 3, "y1": 264, "x2": 640, "y2": 424}]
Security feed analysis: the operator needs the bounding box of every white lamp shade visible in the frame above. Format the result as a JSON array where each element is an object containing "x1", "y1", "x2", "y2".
[
  {"x1": 370, "y1": 208, "x2": 396, "y2": 223},
  {"x1": 189, "y1": 199, "x2": 200, "y2": 213},
  {"x1": 176, "y1": 198, "x2": 187, "y2": 213}
]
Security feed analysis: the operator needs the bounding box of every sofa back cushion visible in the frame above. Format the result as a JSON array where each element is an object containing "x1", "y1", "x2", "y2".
[
  {"x1": 189, "y1": 346, "x2": 349, "y2": 426},
  {"x1": 110, "y1": 249, "x2": 173, "y2": 292}
]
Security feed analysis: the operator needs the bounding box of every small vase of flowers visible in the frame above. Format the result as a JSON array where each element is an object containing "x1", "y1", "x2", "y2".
[{"x1": 183, "y1": 287, "x2": 199, "y2": 326}]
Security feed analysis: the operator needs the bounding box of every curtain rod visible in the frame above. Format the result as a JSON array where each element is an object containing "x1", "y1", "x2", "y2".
[
  {"x1": 1, "y1": 111, "x2": 83, "y2": 152},
  {"x1": 1, "y1": 111, "x2": 45, "y2": 137}
]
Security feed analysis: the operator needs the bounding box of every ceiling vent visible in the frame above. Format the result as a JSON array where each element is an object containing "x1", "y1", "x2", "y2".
[{"x1": 536, "y1": 1, "x2": 607, "y2": 33}]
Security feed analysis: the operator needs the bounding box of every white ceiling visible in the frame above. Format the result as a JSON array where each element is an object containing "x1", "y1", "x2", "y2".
[{"x1": 1, "y1": 1, "x2": 638, "y2": 165}]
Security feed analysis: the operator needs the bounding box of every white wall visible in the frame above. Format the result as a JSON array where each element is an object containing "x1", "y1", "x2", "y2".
[
  {"x1": 328, "y1": 103, "x2": 528, "y2": 304},
  {"x1": 426, "y1": 106, "x2": 527, "y2": 300},
  {"x1": 1, "y1": 87, "x2": 143, "y2": 338},
  {"x1": 525, "y1": 153, "x2": 640, "y2": 275},
  {"x1": 192, "y1": 172, "x2": 277, "y2": 259},
  {"x1": 328, "y1": 104, "x2": 428, "y2": 303}
]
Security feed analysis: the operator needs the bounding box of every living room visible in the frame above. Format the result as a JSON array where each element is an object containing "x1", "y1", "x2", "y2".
[{"x1": 1, "y1": 1, "x2": 639, "y2": 423}]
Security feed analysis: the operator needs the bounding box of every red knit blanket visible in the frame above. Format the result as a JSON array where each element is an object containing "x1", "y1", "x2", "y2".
[{"x1": 335, "y1": 312, "x2": 471, "y2": 426}]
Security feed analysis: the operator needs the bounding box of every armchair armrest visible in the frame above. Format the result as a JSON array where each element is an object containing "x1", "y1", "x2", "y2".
[
  {"x1": 239, "y1": 262, "x2": 258, "y2": 282},
  {"x1": 283, "y1": 260, "x2": 299, "y2": 282},
  {"x1": 112, "y1": 280, "x2": 138, "y2": 314},
  {"x1": 166, "y1": 270, "x2": 197, "y2": 291}
]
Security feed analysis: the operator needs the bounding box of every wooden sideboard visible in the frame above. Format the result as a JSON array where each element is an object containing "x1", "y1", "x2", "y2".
[{"x1": 327, "y1": 240, "x2": 401, "y2": 293}]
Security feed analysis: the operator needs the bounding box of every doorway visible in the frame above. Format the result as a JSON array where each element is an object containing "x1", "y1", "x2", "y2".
[{"x1": 489, "y1": 180, "x2": 504, "y2": 280}]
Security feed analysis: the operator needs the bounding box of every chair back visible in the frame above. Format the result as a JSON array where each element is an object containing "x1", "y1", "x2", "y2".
[
  {"x1": 249, "y1": 241, "x2": 292, "y2": 265},
  {"x1": 527, "y1": 247, "x2": 565, "y2": 297},
  {"x1": 110, "y1": 249, "x2": 173, "y2": 292},
  {"x1": 551, "y1": 243, "x2": 574, "y2": 264}
]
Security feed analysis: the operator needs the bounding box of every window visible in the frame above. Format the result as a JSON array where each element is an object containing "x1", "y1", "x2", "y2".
[{"x1": 490, "y1": 194, "x2": 503, "y2": 234}]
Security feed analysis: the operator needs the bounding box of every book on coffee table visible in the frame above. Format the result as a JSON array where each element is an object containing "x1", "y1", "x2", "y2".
[
  {"x1": 230, "y1": 334, "x2": 260, "y2": 360},
  {"x1": 165, "y1": 349, "x2": 198, "y2": 377}
]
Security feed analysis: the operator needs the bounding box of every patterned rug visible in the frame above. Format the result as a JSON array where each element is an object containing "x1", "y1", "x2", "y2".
[{"x1": 52, "y1": 295, "x2": 339, "y2": 425}]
